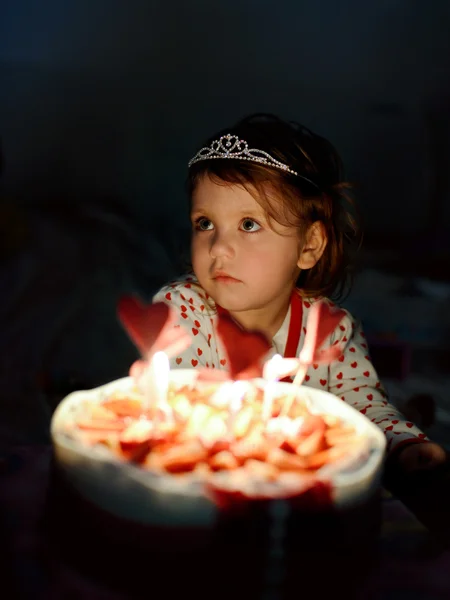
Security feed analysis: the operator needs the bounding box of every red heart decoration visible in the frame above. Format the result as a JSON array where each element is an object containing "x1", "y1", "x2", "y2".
[
  {"x1": 215, "y1": 309, "x2": 271, "y2": 379},
  {"x1": 300, "y1": 302, "x2": 346, "y2": 364},
  {"x1": 117, "y1": 298, "x2": 190, "y2": 358}
]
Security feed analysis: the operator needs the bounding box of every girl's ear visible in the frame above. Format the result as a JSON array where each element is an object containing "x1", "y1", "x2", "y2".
[{"x1": 297, "y1": 221, "x2": 327, "y2": 270}]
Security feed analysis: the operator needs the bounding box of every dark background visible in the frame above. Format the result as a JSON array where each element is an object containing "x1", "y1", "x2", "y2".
[{"x1": 1, "y1": 0, "x2": 449, "y2": 445}]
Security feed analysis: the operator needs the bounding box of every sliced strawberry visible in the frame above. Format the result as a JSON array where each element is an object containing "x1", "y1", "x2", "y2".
[
  {"x1": 304, "y1": 444, "x2": 353, "y2": 470},
  {"x1": 207, "y1": 439, "x2": 231, "y2": 455},
  {"x1": 88, "y1": 405, "x2": 120, "y2": 420},
  {"x1": 267, "y1": 448, "x2": 309, "y2": 471},
  {"x1": 209, "y1": 451, "x2": 240, "y2": 471},
  {"x1": 77, "y1": 418, "x2": 125, "y2": 432},
  {"x1": 119, "y1": 420, "x2": 154, "y2": 457},
  {"x1": 102, "y1": 397, "x2": 143, "y2": 419},
  {"x1": 279, "y1": 438, "x2": 298, "y2": 454},
  {"x1": 232, "y1": 429, "x2": 268, "y2": 462},
  {"x1": 158, "y1": 440, "x2": 208, "y2": 473},
  {"x1": 295, "y1": 429, "x2": 326, "y2": 457},
  {"x1": 298, "y1": 415, "x2": 326, "y2": 438}
]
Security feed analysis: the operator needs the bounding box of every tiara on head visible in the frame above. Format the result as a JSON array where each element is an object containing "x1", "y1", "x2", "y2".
[{"x1": 188, "y1": 133, "x2": 299, "y2": 177}]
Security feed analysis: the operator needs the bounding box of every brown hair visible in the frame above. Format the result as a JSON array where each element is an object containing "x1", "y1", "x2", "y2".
[{"x1": 187, "y1": 114, "x2": 361, "y2": 301}]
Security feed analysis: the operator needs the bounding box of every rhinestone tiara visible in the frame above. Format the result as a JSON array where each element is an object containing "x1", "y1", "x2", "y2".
[{"x1": 188, "y1": 133, "x2": 299, "y2": 177}]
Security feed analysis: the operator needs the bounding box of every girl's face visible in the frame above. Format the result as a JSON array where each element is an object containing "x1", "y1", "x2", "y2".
[{"x1": 190, "y1": 176, "x2": 305, "y2": 321}]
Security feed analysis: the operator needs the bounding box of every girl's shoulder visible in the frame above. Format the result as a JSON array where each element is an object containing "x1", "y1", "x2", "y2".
[{"x1": 153, "y1": 274, "x2": 216, "y2": 317}]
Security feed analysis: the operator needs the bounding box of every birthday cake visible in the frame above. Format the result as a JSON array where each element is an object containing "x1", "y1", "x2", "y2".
[
  {"x1": 51, "y1": 297, "x2": 386, "y2": 528},
  {"x1": 51, "y1": 371, "x2": 385, "y2": 526}
]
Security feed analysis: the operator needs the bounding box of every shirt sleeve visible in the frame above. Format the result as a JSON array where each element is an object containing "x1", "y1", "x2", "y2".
[
  {"x1": 328, "y1": 312, "x2": 428, "y2": 453},
  {"x1": 152, "y1": 280, "x2": 221, "y2": 371}
]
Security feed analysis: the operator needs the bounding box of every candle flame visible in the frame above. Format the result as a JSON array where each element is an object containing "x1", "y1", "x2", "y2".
[
  {"x1": 263, "y1": 353, "x2": 283, "y2": 381},
  {"x1": 152, "y1": 350, "x2": 170, "y2": 375}
]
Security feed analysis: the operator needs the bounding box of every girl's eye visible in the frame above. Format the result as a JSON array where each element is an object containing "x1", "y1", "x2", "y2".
[
  {"x1": 195, "y1": 217, "x2": 214, "y2": 231},
  {"x1": 240, "y1": 218, "x2": 261, "y2": 232}
]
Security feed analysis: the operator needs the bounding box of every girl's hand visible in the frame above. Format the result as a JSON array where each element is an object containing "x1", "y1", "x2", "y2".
[{"x1": 396, "y1": 442, "x2": 447, "y2": 473}]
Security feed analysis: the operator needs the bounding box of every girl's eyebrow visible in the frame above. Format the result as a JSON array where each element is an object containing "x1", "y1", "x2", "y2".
[{"x1": 191, "y1": 206, "x2": 265, "y2": 217}]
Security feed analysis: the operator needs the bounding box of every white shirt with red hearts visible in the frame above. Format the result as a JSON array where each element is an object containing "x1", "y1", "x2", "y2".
[{"x1": 154, "y1": 274, "x2": 427, "y2": 454}]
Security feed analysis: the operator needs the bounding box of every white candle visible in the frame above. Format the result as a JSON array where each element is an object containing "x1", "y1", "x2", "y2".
[
  {"x1": 143, "y1": 351, "x2": 172, "y2": 419},
  {"x1": 262, "y1": 354, "x2": 283, "y2": 421}
]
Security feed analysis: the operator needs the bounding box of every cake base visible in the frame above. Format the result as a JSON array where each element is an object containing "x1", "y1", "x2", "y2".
[{"x1": 43, "y1": 460, "x2": 381, "y2": 600}]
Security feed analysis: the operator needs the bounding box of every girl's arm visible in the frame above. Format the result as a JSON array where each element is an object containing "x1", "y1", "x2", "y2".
[{"x1": 328, "y1": 313, "x2": 427, "y2": 454}]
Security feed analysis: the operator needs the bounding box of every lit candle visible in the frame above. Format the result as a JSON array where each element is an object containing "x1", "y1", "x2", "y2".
[
  {"x1": 262, "y1": 354, "x2": 283, "y2": 421},
  {"x1": 143, "y1": 351, "x2": 172, "y2": 420}
]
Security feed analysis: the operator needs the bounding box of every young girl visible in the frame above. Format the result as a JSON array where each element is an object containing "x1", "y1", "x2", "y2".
[{"x1": 149, "y1": 113, "x2": 446, "y2": 474}]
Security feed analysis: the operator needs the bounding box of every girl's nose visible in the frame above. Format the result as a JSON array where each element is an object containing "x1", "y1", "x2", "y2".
[{"x1": 209, "y1": 229, "x2": 235, "y2": 260}]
